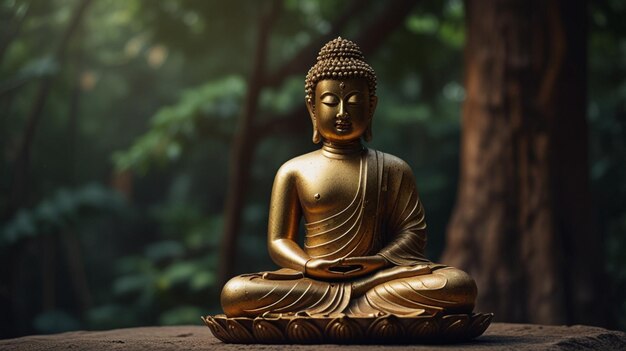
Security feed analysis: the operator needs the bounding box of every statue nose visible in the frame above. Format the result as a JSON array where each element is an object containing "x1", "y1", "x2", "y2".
[
  {"x1": 336, "y1": 111, "x2": 348, "y2": 119},
  {"x1": 337, "y1": 102, "x2": 349, "y2": 120}
]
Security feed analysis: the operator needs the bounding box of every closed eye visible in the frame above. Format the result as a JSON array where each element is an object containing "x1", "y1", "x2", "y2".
[
  {"x1": 346, "y1": 93, "x2": 362, "y2": 105},
  {"x1": 321, "y1": 93, "x2": 339, "y2": 106}
]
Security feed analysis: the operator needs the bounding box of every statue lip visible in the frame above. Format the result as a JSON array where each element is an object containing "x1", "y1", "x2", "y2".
[{"x1": 335, "y1": 120, "x2": 352, "y2": 132}]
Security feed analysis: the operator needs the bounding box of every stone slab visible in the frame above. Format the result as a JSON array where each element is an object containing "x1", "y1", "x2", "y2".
[{"x1": 1, "y1": 323, "x2": 625, "y2": 350}]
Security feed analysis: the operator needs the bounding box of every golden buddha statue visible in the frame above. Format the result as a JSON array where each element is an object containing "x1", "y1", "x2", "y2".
[
  {"x1": 205, "y1": 37, "x2": 491, "y2": 344},
  {"x1": 221, "y1": 37, "x2": 476, "y2": 319}
]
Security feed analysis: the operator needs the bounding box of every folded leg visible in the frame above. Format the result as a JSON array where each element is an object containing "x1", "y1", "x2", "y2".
[
  {"x1": 347, "y1": 267, "x2": 476, "y2": 316},
  {"x1": 221, "y1": 271, "x2": 351, "y2": 317}
]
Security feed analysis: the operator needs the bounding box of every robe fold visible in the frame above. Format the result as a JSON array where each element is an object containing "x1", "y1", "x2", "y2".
[{"x1": 304, "y1": 149, "x2": 431, "y2": 265}]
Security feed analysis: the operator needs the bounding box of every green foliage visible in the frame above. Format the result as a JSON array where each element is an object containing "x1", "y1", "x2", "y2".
[
  {"x1": 406, "y1": 0, "x2": 464, "y2": 48},
  {"x1": 0, "y1": 56, "x2": 59, "y2": 93},
  {"x1": 92, "y1": 245, "x2": 218, "y2": 327},
  {"x1": 112, "y1": 76, "x2": 245, "y2": 173},
  {"x1": 258, "y1": 77, "x2": 303, "y2": 115},
  {"x1": 0, "y1": 184, "x2": 125, "y2": 247},
  {"x1": 83, "y1": 196, "x2": 222, "y2": 329}
]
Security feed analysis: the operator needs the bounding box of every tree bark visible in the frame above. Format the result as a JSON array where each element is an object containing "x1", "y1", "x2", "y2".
[{"x1": 443, "y1": 0, "x2": 607, "y2": 326}]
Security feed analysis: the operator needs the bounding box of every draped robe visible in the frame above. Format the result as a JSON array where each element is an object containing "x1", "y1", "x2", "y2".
[{"x1": 221, "y1": 149, "x2": 476, "y2": 318}]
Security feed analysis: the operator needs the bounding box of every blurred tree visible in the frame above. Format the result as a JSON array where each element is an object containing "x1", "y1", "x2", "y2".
[{"x1": 443, "y1": 0, "x2": 607, "y2": 326}]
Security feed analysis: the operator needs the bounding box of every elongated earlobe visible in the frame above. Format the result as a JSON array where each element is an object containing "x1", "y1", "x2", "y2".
[
  {"x1": 364, "y1": 122, "x2": 373, "y2": 142},
  {"x1": 364, "y1": 95, "x2": 377, "y2": 142},
  {"x1": 306, "y1": 97, "x2": 321, "y2": 144},
  {"x1": 312, "y1": 119, "x2": 321, "y2": 144}
]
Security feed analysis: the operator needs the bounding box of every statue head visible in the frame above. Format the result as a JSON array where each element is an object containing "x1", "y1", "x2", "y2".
[{"x1": 305, "y1": 37, "x2": 378, "y2": 144}]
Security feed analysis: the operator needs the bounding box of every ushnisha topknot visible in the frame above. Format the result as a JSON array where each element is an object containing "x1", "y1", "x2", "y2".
[{"x1": 305, "y1": 37, "x2": 377, "y2": 103}]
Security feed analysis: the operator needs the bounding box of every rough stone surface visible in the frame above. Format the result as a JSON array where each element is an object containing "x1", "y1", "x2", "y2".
[{"x1": 0, "y1": 323, "x2": 625, "y2": 350}]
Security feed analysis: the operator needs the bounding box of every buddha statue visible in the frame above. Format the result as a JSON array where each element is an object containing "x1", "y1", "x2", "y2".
[{"x1": 220, "y1": 37, "x2": 477, "y2": 321}]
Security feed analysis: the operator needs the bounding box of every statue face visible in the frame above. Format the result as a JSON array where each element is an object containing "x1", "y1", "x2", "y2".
[{"x1": 308, "y1": 79, "x2": 376, "y2": 143}]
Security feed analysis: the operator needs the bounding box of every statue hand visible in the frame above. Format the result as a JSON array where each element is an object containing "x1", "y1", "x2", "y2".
[
  {"x1": 339, "y1": 255, "x2": 388, "y2": 278},
  {"x1": 305, "y1": 255, "x2": 389, "y2": 279},
  {"x1": 305, "y1": 258, "x2": 348, "y2": 279}
]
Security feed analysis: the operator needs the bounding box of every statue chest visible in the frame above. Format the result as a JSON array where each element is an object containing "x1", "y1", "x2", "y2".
[
  {"x1": 297, "y1": 155, "x2": 380, "y2": 259},
  {"x1": 297, "y1": 159, "x2": 363, "y2": 224}
]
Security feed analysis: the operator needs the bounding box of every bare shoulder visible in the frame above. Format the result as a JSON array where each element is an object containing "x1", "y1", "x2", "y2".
[{"x1": 274, "y1": 149, "x2": 321, "y2": 180}]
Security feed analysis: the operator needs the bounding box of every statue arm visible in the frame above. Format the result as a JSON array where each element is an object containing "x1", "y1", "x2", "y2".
[
  {"x1": 267, "y1": 164, "x2": 310, "y2": 272},
  {"x1": 377, "y1": 160, "x2": 430, "y2": 266}
]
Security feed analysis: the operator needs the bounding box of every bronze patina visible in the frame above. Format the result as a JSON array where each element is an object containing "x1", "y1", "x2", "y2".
[{"x1": 203, "y1": 37, "x2": 492, "y2": 344}]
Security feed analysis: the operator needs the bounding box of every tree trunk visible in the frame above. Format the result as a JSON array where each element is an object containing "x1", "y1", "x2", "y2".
[
  {"x1": 442, "y1": 0, "x2": 607, "y2": 326},
  {"x1": 217, "y1": 1, "x2": 281, "y2": 287}
]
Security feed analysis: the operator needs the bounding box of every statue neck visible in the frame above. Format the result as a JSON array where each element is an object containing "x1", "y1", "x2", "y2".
[{"x1": 321, "y1": 140, "x2": 365, "y2": 159}]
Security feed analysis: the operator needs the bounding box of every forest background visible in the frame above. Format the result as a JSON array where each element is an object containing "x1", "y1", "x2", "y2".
[{"x1": 1, "y1": 0, "x2": 625, "y2": 338}]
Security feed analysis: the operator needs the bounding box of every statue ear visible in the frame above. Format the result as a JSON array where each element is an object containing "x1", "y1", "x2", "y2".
[
  {"x1": 370, "y1": 95, "x2": 378, "y2": 115},
  {"x1": 364, "y1": 122, "x2": 373, "y2": 142},
  {"x1": 306, "y1": 97, "x2": 321, "y2": 144},
  {"x1": 364, "y1": 96, "x2": 378, "y2": 142},
  {"x1": 312, "y1": 121, "x2": 321, "y2": 144}
]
